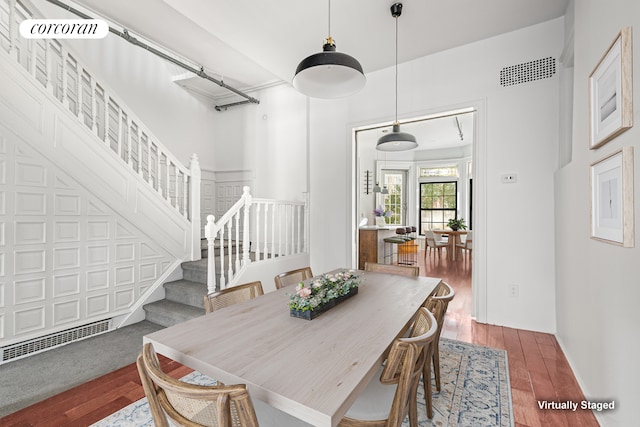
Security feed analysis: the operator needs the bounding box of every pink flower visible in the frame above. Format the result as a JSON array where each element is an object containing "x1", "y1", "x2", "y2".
[{"x1": 296, "y1": 287, "x2": 312, "y2": 298}]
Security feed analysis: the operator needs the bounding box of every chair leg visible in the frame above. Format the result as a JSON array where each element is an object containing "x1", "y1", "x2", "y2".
[
  {"x1": 423, "y1": 358, "x2": 433, "y2": 419},
  {"x1": 409, "y1": 380, "x2": 420, "y2": 427},
  {"x1": 433, "y1": 343, "x2": 441, "y2": 392}
]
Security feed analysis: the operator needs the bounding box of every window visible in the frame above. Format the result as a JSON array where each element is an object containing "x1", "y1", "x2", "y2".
[
  {"x1": 419, "y1": 166, "x2": 459, "y2": 178},
  {"x1": 420, "y1": 181, "x2": 457, "y2": 234},
  {"x1": 381, "y1": 170, "x2": 406, "y2": 225}
]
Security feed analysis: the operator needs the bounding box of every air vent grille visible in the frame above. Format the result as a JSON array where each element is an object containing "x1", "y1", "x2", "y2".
[
  {"x1": 500, "y1": 57, "x2": 556, "y2": 87},
  {"x1": 1, "y1": 319, "x2": 112, "y2": 364}
]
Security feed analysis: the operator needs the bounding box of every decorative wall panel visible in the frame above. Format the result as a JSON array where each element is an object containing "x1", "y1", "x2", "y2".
[
  {"x1": 86, "y1": 245, "x2": 109, "y2": 266},
  {"x1": 114, "y1": 289, "x2": 134, "y2": 310},
  {"x1": 139, "y1": 263, "x2": 157, "y2": 281},
  {"x1": 13, "y1": 278, "x2": 45, "y2": 304},
  {"x1": 54, "y1": 248, "x2": 80, "y2": 270},
  {"x1": 86, "y1": 294, "x2": 108, "y2": 316},
  {"x1": 14, "y1": 250, "x2": 45, "y2": 274},
  {"x1": 87, "y1": 221, "x2": 108, "y2": 240},
  {"x1": 55, "y1": 221, "x2": 80, "y2": 242},
  {"x1": 15, "y1": 192, "x2": 45, "y2": 215},
  {"x1": 15, "y1": 162, "x2": 46, "y2": 187},
  {"x1": 14, "y1": 307, "x2": 45, "y2": 334},
  {"x1": 86, "y1": 270, "x2": 108, "y2": 291},
  {"x1": 53, "y1": 300, "x2": 79, "y2": 325},
  {"x1": 15, "y1": 221, "x2": 46, "y2": 245},
  {"x1": 53, "y1": 274, "x2": 80, "y2": 297},
  {"x1": 115, "y1": 266, "x2": 134, "y2": 286}
]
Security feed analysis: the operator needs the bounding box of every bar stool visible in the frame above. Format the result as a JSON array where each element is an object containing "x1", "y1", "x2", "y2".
[
  {"x1": 398, "y1": 226, "x2": 418, "y2": 265},
  {"x1": 383, "y1": 227, "x2": 408, "y2": 264}
]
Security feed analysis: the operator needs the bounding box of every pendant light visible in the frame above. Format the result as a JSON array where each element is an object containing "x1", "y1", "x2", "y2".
[
  {"x1": 293, "y1": 0, "x2": 366, "y2": 98},
  {"x1": 376, "y1": 3, "x2": 417, "y2": 151}
]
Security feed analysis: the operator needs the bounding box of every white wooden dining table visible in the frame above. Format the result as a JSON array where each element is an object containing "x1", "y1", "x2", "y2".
[{"x1": 144, "y1": 269, "x2": 441, "y2": 427}]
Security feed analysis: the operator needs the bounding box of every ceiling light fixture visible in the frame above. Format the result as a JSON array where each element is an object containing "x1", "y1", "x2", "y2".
[
  {"x1": 376, "y1": 2, "x2": 417, "y2": 151},
  {"x1": 293, "y1": 0, "x2": 366, "y2": 98}
]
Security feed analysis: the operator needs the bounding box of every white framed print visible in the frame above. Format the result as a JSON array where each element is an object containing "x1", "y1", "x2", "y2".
[
  {"x1": 590, "y1": 146, "x2": 634, "y2": 247},
  {"x1": 589, "y1": 27, "x2": 633, "y2": 150}
]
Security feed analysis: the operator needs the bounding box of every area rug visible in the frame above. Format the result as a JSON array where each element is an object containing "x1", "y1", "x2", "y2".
[{"x1": 92, "y1": 339, "x2": 513, "y2": 427}]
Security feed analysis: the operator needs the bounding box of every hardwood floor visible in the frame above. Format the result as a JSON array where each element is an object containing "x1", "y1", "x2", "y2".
[{"x1": 1, "y1": 249, "x2": 599, "y2": 426}]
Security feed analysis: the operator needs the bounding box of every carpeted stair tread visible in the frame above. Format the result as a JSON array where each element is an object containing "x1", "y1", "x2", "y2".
[
  {"x1": 163, "y1": 279, "x2": 208, "y2": 308},
  {"x1": 143, "y1": 299, "x2": 204, "y2": 328}
]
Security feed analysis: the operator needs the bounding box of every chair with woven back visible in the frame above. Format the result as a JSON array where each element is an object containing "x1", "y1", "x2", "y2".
[
  {"x1": 455, "y1": 230, "x2": 472, "y2": 259},
  {"x1": 339, "y1": 307, "x2": 438, "y2": 427},
  {"x1": 204, "y1": 281, "x2": 264, "y2": 314},
  {"x1": 364, "y1": 262, "x2": 419, "y2": 277},
  {"x1": 423, "y1": 281, "x2": 455, "y2": 395},
  {"x1": 274, "y1": 266, "x2": 313, "y2": 290},
  {"x1": 137, "y1": 342, "x2": 260, "y2": 427}
]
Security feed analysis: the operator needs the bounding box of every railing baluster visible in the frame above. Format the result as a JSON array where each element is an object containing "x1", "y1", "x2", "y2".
[
  {"x1": 255, "y1": 203, "x2": 261, "y2": 261},
  {"x1": 278, "y1": 204, "x2": 283, "y2": 256},
  {"x1": 234, "y1": 212, "x2": 241, "y2": 272},
  {"x1": 227, "y1": 220, "x2": 233, "y2": 283},
  {"x1": 206, "y1": 215, "x2": 217, "y2": 294},
  {"x1": 242, "y1": 187, "x2": 252, "y2": 267},
  {"x1": 290, "y1": 204, "x2": 294, "y2": 255},
  {"x1": 218, "y1": 225, "x2": 226, "y2": 289},
  {"x1": 263, "y1": 203, "x2": 269, "y2": 258},
  {"x1": 297, "y1": 205, "x2": 302, "y2": 254},
  {"x1": 270, "y1": 202, "x2": 276, "y2": 258}
]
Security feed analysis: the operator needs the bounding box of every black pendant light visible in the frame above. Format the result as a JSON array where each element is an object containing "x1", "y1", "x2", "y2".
[
  {"x1": 293, "y1": 0, "x2": 366, "y2": 98},
  {"x1": 376, "y1": 3, "x2": 418, "y2": 151}
]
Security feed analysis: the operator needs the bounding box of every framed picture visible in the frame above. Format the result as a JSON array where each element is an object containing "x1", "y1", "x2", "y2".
[
  {"x1": 590, "y1": 146, "x2": 634, "y2": 247},
  {"x1": 589, "y1": 27, "x2": 633, "y2": 150}
]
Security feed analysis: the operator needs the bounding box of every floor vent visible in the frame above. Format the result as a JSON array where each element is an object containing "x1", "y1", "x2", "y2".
[
  {"x1": 0, "y1": 319, "x2": 112, "y2": 364},
  {"x1": 500, "y1": 57, "x2": 556, "y2": 87}
]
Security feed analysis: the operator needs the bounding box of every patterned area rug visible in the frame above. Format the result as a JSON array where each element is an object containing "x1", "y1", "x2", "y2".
[{"x1": 92, "y1": 339, "x2": 513, "y2": 427}]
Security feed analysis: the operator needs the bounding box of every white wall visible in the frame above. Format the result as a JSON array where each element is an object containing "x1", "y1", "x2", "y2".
[
  {"x1": 556, "y1": 1, "x2": 640, "y2": 425},
  {"x1": 309, "y1": 18, "x2": 563, "y2": 333},
  {"x1": 211, "y1": 84, "x2": 308, "y2": 202}
]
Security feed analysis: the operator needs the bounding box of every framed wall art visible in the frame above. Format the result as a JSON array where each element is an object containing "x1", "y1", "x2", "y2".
[
  {"x1": 590, "y1": 146, "x2": 634, "y2": 247},
  {"x1": 589, "y1": 27, "x2": 633, "y2": 150}
]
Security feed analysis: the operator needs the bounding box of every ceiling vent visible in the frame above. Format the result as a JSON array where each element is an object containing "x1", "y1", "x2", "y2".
[
  {"x1": 500, "y1": 57, "x2": 556, "y2": 87},
  {"x1": 0, "y1": 319, "x2": 112, "y2": 364}
]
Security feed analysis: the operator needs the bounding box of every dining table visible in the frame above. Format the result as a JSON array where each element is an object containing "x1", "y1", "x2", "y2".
[
  {"x1": 143, "y1": 269, "x2": 441, "y2": 427},
  {"x1": 433, "y1": 229, "x2": 468, "y2": 261}
]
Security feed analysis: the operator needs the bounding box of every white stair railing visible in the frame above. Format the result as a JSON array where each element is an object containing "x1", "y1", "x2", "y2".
[
  {"x1": 205, "y1": 187, "x2": 308, "y2": 294},
  {"x1": 0, "y1": 0, "x2": 201, "y2": 259}
]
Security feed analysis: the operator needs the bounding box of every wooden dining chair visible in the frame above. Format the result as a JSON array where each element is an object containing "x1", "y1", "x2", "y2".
[
  {"x1": 424, "y1": 230, "x2": 447, "y2": 258},
  {"x1": 364, "y1": 262, "x2": 419, "y2": 277},
  {"x1": 339, "y1": 307, "x2": 438, "y2": 427},
  {"x1": 423, "y1": 281, "x2": 455, "y2": 393},
  {"x1": 274, "y1": 266, "x2": 313, "y2": 289},
  {"x1": 455, "y1": 230, "x2": 472, "y2": 259},
  {"x1": 204, "y1": 281, "x2": 264, "y2": 314},
  {"x1": 137, "y1": 342, "x2": 260, "y2": 427}
]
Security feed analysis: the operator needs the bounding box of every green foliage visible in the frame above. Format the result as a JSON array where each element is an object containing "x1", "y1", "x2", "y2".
[{"x1": 447, "y1": 218, "x2": 467, "y2": 231}]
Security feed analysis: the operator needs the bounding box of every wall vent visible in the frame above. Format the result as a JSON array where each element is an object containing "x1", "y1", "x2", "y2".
[
  {"x1": 0, "y1": 319, "x2": 112, "y2": 364},
  {"x1": 500, "y1": 57, "x2": 556, "y2": 87}
]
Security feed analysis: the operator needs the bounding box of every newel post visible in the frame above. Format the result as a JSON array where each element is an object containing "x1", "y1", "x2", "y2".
[
  {"x1": 205, "y1": 215, "x2": 217, "y2": 294},
  {"x1": 242, "y1": 186, "x2": 252, "y2": 267},
  {"x1": 189, "y1": 154, "x2": 202, "y2": 261}
]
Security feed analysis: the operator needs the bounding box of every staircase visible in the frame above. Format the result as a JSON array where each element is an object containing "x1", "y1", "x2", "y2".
[{"x1": 142, "y1": 260, "x2": 207, "y2": 327}]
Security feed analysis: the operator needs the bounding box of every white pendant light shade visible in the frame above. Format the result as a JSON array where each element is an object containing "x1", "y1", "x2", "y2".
[
  {"x1": 293, "y1": 40, "x2": 366, "y2": 98},
  {"x1": 376, "y1": 123, "x2": 418, "y2": 151}
]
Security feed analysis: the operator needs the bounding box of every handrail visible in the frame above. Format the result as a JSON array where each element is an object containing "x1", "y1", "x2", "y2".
[{"x1": 205, "y1": 187, "x2": 308, "y2": 294}]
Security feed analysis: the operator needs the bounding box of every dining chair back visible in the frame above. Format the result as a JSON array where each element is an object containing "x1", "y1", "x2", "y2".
[
  {"x1": 340, "y1": 307, "x2": 438, "y2": 427},
  {"x1": 137, "y1": 342, "x2": 260, "y2": 427},
  {"x1": 456, "y1": 230, "x2": 473, "y2": 258},
  {"x1": 274, "y1": 267, "x2": 313, "y2": 290},
  {"x1": 364, "y1": 262, "x2": 419, "y2": 277},
  {"x1": 424, "y1": 229, "x2": 447, "y2": 258},
  {"x1": 204, "y1": 281, "x2": 264, "y2": 314},
  {"x1": 424, "y1": 281, "x2": 455, "y2": 394}
]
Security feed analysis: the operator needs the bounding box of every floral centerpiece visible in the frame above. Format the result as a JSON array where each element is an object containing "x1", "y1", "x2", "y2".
[
  {"x1": 374, "y1": 206, "x2": 391, "y2": 227},
  {"x1": 289, "y1": 270, "x2": 362, "y2": 320}
]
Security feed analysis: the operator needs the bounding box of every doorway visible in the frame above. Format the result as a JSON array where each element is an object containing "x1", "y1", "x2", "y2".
[{"x1": 353, "y1": 105, "x2": 484, "y2": 321}]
